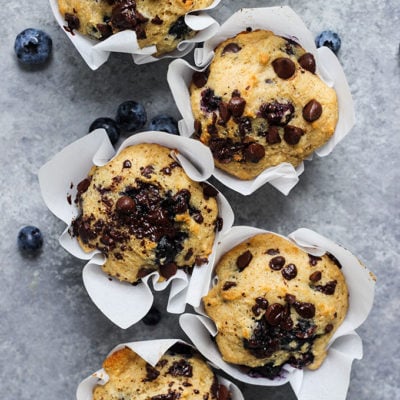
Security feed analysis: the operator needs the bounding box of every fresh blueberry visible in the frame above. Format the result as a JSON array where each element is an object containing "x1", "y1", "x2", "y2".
[
  {"x1": 315, "y1": 30, "x2": 341, "y2": 54},
  {"x1": 142, "y1": 306, "x2": 162, "y2": 325},
  {"x1": 89, "y1": 117, "x2": 120, "y2": 145},
  {"x1": 115, "y1": 101, "x2": 147, "y2": 132},
  {"x1": 149, "y1": 114, "x2": 179, "y2": 135},
  {"x1": 18, "y1": 226, "x2": 43, "y2": 254},
  {"x1": 14, "y1": 28, "x2": 52, "y2": 65}
]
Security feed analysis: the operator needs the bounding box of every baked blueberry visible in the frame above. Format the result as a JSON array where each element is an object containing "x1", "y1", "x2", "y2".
[
  {"x1": 149, "y1": 115, "x2": 178, "y2": 135},
  {"x1": 315, "y1": 30, "x2": 341, "y2": 54},
  {"x1": 14, "y1": 28, "x2": 52, "y2": 65},
  {"x1": 18, "y1": 226, "x2": 43, "y2": 253},
  {"x1": 116, "y1": 101, "x2": 147, "y2": 132},
  {"x1": 89, "y1": 117, "x2": 120, "y2": 145}
]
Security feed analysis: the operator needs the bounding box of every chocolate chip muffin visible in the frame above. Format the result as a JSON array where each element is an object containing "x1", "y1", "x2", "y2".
[
  {"x1": 93, "y1": 344, "x2": 232, "y2": 400},
  {"x1": 203, "y1": 233, "x2": 348, "y2": 379},
  {"x1": 58, "y1": 0, "x2": 214, "y2": 56},
  {"x1": 190, "y1": 30, "x2": 339, "y2": 180},
  {"x1": 71, "y1": 143, "x2": 220, "y2": 283}
]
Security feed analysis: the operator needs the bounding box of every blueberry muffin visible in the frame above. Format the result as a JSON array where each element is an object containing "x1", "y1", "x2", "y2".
[
  {"x1": 190, "y1": 30, "x2": 339, "y2": 180},
  {"x1": 203, "y1": 233, "x2": 348, "y2": 379},
  {"x1": 71, "y1": 143, "x2": 220, "y2": 283},
  {"x1": 93, "y1": 344, "x2": 232, "y2": 400},
  {"x1": 58, "y1": 0, "x2": 214, "y2": 56}
]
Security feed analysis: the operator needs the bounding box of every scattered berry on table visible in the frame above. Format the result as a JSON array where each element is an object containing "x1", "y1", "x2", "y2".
[
  {"x1": 14, "y1": 28, "x2": 52, "y2": 65},
  {"x1": 18, "y1": 226, "x2": 43, "y2": 254},
  {"x1": 89, "y1": 117, "x2": 120, "y2": 145},
  {"x1": 142, "y1": 306, "x2": 162, "y2": 325},
  {"x1": 315, "y1": 30, "x2": 341, "y2": 54},
  {"x1": 115, "y1": 101, "x2": 147, "y2": 132},
  {"x1": 149, "y1": 114, "x2": 179, "y2": 135}
]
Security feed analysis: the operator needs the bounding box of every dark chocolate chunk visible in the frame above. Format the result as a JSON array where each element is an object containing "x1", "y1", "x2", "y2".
[
  {"x1": 283, "y1": 125, "x2": 304, "y2": 145},
  {"x1": 228, "y1": 96, "x2": 246, "y2": 117},
  {"x1": 140, "y1": 165, "x2": 155, "y2": 178},
  {"x1": 269, "y1": 256, "x2": 286, "y2": 271},
  {"x1": 325, "y1": 323, "x2": 334, "y2": 333},
  {"x1": 222, "y1": 42, "x2": 242, "y2": 55},
  {"x1": 265, "y1": 126, "x2": 282, "y2": 144},
  {"x1": 236, "y1": 250, "x2": 253, "y2": 271},
  {"x1": 243, "y1": 143, "x2": 265, "y2": 163},
  {"x1": 309, "y1": 271, "x2": 322, "y2": 282},
  {"x1": 272, "y1": 57, "x2": 296, "y2": 79},
  {"x1": 266, "y1": 248, "x2": 280, "y2": 255},
  {"x1": 96, "y1": 23, "x2": 113, "y2": 40},
  {"x1": 168, "y1": 359, "x2": 193, "y2": 377},
  {"x1": 218, "y1": 101, "x2": 231, "y2": 123},
  {"x1": 143, "y1": 363, "x2": 161, "y2": 381},
  {"x1": 208, "y1": 137, "x2": 243, "y2": 163},
  {"x1": 314, "y1": 280, "x2": 337, "y2": 295},
  {"x1": 282, "y1": 263, "x2": 297, "y2": 280},
  {"x1": 298, "y1": 53, "x2": 316, "y2": 73},
  {"x1": 151, "y1": 391, "x2": 180, "y2": 400},
  {"x1": 195, "y1": 256, "x2": 208, "y2": 266},
  {"x1": 308, "y1": 254, "x2": 322, "y2": 266},
  {"x1": 259, "y1": 101, "x2": 295, "y2": 126},
  {"x1": 303, "y1": 99, "x2": 322, "y2": 122},
  {"x1": 293, "y1": 302, "x2": 315, "y2": 319},
  {"x1": 184, "y1": 248, "x2": 193, "y2": 261},
  {"x1": 116, "y1": 195, "x2": 136, "y2": 214},
  {"x1": 65, "y1": 13, "x2": 80, "y2": 31},
  {"x1": 76, "y1": 178, "x2": 91, "y2": 196},
  {"x1": 327, "y1": 252, "x2": 343, "y2": 269},
  {"x1": 265, "y1": 303, "x2": 285, "y2": 326},
  {"x1": 123, "y1": 160, "x2": 132, "y2": 168},
  {"x1": 160, "y1": 262, "x2": 178, "y2": 279},
  {"x1": 137, "y1": 267, "x2": 156, "y2": 279},
  {"x1": 202, "y1": 183, "x2": 218, "y2": 199},
  {"x1": 285, "y1": 293, "x2": 296, "y2": 304},
  {"x1": 200, "y1": 88, "x2": 221, "y2": 113},
  {"x1": 192, "y1": 71, "x2": 208, "y2": 88},
  {"x1": 151, "y1": 15, "x2": 163, "y2": 25},
  {"x1": 223, "y1": 281, "x2": 237, "y2": 291}
]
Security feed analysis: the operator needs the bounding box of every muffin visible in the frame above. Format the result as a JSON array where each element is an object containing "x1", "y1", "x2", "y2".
[
  {"x1": 71, "y1": 143, "x2": 220, "y2": 283},
  {"x1": 190, "y1": 29, "x2": 339, "y2": 180},
  {"x1": 93, "y1": 344, "x2": 232, "y2": 400},
  {"x1": 58, "y1": 0, "x2": 214, "y2": 56},
  {"x1": 203, "y1": 233, "x2": 348, "y2": 379}
]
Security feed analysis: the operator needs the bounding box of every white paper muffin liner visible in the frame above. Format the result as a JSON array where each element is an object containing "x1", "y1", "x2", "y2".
[
  {"x1": 76, "y1": 339, "x2": 244, "y2": 400},
  {"x1": 168, "y1": 6, "x2": 355, "y2": 195},
  {"x1": 49, "y1": 0, "x2": 221, "y2": 70},
  {"x1": 38, "y1": 130, "x2": 234, "y2": 329},
  {"x1": 179, "y1": 226, "x2": 375, "y2": 399}
]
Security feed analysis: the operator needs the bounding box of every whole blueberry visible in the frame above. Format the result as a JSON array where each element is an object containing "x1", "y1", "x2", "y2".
[
  {"x1": 315, "y1": 30, "x2": 341, "y2": 54},
  {"x1": 142, "y1": 306, "x2": 162, "y2": 325},
  {"x1": 115, "y1": 101, "x2": 147, "y2": 132},
  {"x1": 149, "y1": 114, "x2": 179, "y2": 135},
  {"x1": 14, "y1": 28, "x2": 52, "y2": 65},
  {"x1": 89, "y1": 117, "x2": 120, "y2": 145},
  {"x1": 18, "y1": 226, "x2": 43, "y2": 253}
]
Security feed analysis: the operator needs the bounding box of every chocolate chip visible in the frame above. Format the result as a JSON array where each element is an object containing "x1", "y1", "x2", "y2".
[
  {"x1": 192, "y1": 211, "x2": 204, "y2": 224},
  {"x1": 65, "y1": 13, "x2": 80, "y2": 31},
  {"x1": 308, "y1": 254, "x2": 322, "y2": 266},
  {"x1": 218, "y1": 102, "x2": 231, "y2": 123},
  {"x1": 236, "y1": 250, "x2": 253, "y2": 271},
  {"x1": 228, "y1": 96, "x2": 246, "y2": 117},
  {"x1": 140, "y1": 165, "x2": 155, "y2": 178},
  {"x1": 293, "y1": 302, "x2": 316, "y2": 319},
  {"x1": 265, "y1": 303, "x2": 284, "y2": 326},
  {"x1": 222, "y1": 42, "x2": 242, "y2": 55},
  {"x1": 314, "y1": 280, "x2": 337, "y2": 295},
  {"x1": 223, "y1": 281, "x2": 237, "y2": 291},
  {"x1": 325, "y1": 324, "x2": 334, "y2": 333},
  {"x1": 195, "y1": 256, "x2": 208, "y2": 266},
  {"x1": 193, "y1": 119, "x2": 202, "y2": 137},
  {"x1": 168, "y1": 359, "x2": 193, "y2": 377},
  {"x1": 218, "y1": 385, "x2": 230, "y2": 400},
  {"x1": 137, "y1": 267, "x2": 156, "y2": 279},
  {"x1": 215, "y1": 217, "x2": 223, "y2": 232},
  {"x1": 269, "y1": 256, "x2": 285, "y2": 270},
  {"x1": 303, "y1": 99, "x2": 323, "y2": 122},
  {"x1": 266, "y1": 248, "x2": 280, "y2": 255},
  {"x1": 283, "y1": 125, "x2": 304, "y2": 145},
  {"x1": 123, "y1": 160, "x2": 132, "y2": 168},
  {"x1": 327, "y1": 252, "x2": 343, "y2": 269},
  {"x1": 282, "y1": 263, "x2": 297, "y2": 280},
  {"x1": 298, "y1": 53, "x2": 316, "y2": 73},
  {"x1": 76, "y1": 178, "x2": 91, "y2": 195},
  {"x1": 243, "y1": 143, "x2": 265, "y2": 163},
  {"x1": 160, "y1": 262, "x2": 178, "y2": 279},
  {"x1": 192, "y1": 71, "x2": 208, "y2": 88},
  {"x1": 272, "y1": 57, "x2": 296, "y2": 79},
  {"x1": 265, "y1": 126, "x2": 282, "y2": 144},
  {"x1": 202, "y1": 183, "x2": 218, "y2": 199},
  {"x1": 116, "y1": 195, "x2": 136, "y2": 214},
  {"x1": 96, "y1": 23, "x2": 113, "y2": 40},
  {"x1": 151, "y1": 15, "x2": 163, "y2": 25},
  {"x1": 309, "y1": 271, "x2": 322, "y2": 282},
  {"x1": 143, "y1": 362, "x2": 161, "y2": 381},
  {"x1": 200, "y1": 88, "x2": 221, "y2": 113},
  {"x1": 285, "y1": 293, "x2": 296, "y2": 304}
]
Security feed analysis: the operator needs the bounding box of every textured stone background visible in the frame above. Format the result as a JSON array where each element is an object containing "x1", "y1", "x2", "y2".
[{"x1": 0, "y1": 1, "x2": 399, "y2": 399}]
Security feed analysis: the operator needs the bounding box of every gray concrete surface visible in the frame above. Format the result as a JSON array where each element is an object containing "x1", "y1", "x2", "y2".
[{"x1": 0, "y1": 1, "x2": 399, "y2": 399}]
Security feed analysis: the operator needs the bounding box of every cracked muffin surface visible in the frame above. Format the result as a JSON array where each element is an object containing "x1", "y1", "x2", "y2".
[
  {"x1": 58, "y1": 0, "x2": 214, "y2": 56},
  {"x1": 190, "y1": 30, "x2": 338, "y2": 180},
  {"x1": 93, "y1": 344, "x2": 231, "y2": 400},
  {"x1": 203, "y1": 233, "x2": 348, "y2": 379},
  {"x1": 71, "y1": 143, "x2": 220, "y2": 283}
]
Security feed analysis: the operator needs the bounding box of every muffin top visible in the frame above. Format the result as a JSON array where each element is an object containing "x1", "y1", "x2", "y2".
[
  {"x1": 203, "y1": 233, "x2": 348, "y2": 379},
  {"x1": 93, "y1": 344, "x2": 232, "y2": 400},
  {"x1": 58, "y1": 0, "x2": 214, "y2": 56},
  {"x1": 71, "y1": 143, "x2": 220, "y2": 283},
  {"x1": 190, "y1": 29, "x2": 338, "y2": 180}
]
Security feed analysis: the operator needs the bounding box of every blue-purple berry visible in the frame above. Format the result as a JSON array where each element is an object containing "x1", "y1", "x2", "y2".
[
  {"x1": 315, "y1": 30, "x2": 341, "y2": 54},
  {"x1": 14, "y1": 28, "x2": 52, "y2": 65},
  {"x1": 149, "y1": 115, "x2": 179, "y2": 135},
  {"x1": 89, "y1": 117, "x2": 120, "y2": 145},
  {"x1": 18, "y1": 226, "x2": 43, "y2": 253},
  {"x1": 116, "y1": 101, "x2": 147, "y2": 132}
]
